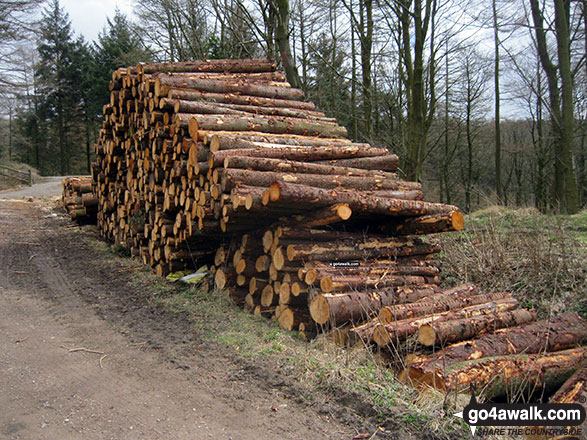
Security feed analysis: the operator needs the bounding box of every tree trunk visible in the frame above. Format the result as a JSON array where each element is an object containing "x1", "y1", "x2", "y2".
[
  {"x1": 221, "y1": 169, "x2": 421, "y2": 193},
  {"x1": 138, "y1": 59, "x2": 277, "y2": 74},
  {"x1": 418, "y1": 308, "x2": 537, "y2": 347},
  {"x1": 419, "y1": 347, "x2": 587, "y2": 400},
  {"x1": 373, "y1": 299, "x2": 520, "y2": 346},
  {"x1": 403, "y1": 313, "x2": 587, "y2": 385},
  {"x1": 379, "y1": 291, "x2": 512, "y2": 323},
  {"x1": 268, "y1": 181, "x2": 459, "y2": 217},
  {"x1": 208, "y1": 144, "x2": 388, "y2": 166},
  {"x1": 224, "y1": 156, "x2": 388, "y2": 177},
  {"x1": 167, "y1": 88, "x2": 315, "y2": 110},
  {"x1": 273, "y1": 0, "x2": 302, "y2": 89},
  {"x1": 156, "y1": 76, "x2": 304, "y2": 101},
  {"x1": 186, "y1": 114, "x2": 347, "y2": 138}
]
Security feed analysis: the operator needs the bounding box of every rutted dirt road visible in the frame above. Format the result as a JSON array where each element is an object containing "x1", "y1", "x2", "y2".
[{"x1": 0, "y1": 199, "x2": 365, "y2": 440}]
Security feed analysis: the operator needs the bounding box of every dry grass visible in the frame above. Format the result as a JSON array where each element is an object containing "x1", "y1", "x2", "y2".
[{"x1": 438, "y1": 207, "x2": 587, "y2": 319}]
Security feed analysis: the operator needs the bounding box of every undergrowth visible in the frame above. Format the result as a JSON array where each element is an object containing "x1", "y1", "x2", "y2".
[{"x1": 439, "y1": 207, "x2": 587, "y2": 319}]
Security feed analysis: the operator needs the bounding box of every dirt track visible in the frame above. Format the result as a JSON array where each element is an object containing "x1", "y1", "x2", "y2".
[{"x1": 0, "y1": 199, "x2": 368, "y2": 440}]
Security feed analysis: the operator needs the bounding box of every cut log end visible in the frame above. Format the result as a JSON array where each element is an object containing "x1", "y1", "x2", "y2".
[
  {"x1": 188, "y1": 117, "x2": 199, "y2": 141},
  {"x1": 215, "y1": 269, "x2": 227, "y2": 290},
  {"x1": 309, "y1": 295, "x2": 329, "y2": 325},
  {"x1": 278, "y1": 308, "x2": 295, "y2": 330},
  {"x1": 451, "y1": 210, "x2": 464, "y2": 231},
  {"x1": 336, "y1": 204, "x2": 352, "y2": 221},
  {"x1": 269, "y1": 181, "x2": 281, "y2": 202},
  {"x1": 373, "y1": 324, "x2": 392, "y2": 346},
  {"x1": 272, "y1": 247, "x2": 285, "y2": 270},
  {"x1": 418, "y1": 324, "x2": 436, "y2": 346}
]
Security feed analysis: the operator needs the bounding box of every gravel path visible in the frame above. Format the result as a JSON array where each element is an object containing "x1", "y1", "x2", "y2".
[{"x1": 0, "y1": 177, "x2": 69, "y2": 200}]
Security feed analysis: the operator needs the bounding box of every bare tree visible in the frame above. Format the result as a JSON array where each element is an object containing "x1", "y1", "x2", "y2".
[{"x1": 529, "y1": 0, "x2": 580, "y2": 213}]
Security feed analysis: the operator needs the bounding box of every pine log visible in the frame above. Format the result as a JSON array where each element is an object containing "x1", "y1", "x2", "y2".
[
  {"x1": 419, "y1": 347, "x2": 587, "y2": 400},
  {"x1": 403, "y1": 313, "x2": 587, "y2": 385},
  {"x1": 221, "y1": 169, "x2": 421, "y2": 193},
  {"x1": 379, "y1": 291, "x2": 511, "y2": 323},
  {"x1": 285, "y1": 238, "x2": 441, "y2": 264},
  {"x1": 382, "y1": 211, "x2": 465, "y2": 236},
  {"x1": 168, "y1": 88, "x2": 316, "y2": 110},
  {"x1": 187, "y1": 114, "x2": 347, "y2": 138},
  {"x1": 319, "y1": 274, "x2": 435, "y2": 293},
  {"x1": 314, "y1": 155, "x2": 399, "y2": 172},
  {"x1": 156, "y1": 76, "x2": 304, "y2": 101},
  {"x1": 418, "y1": 308, "x2": 538, "y2": 347},
  {"x1": 207, "y1": 132, "x2": 351, "y2": 149},
  {"x1": 225, "y1": 155, "x2": 389, "y2": 178},
  {"x1": 309, "y1": 284, "x2": 466, "y2": 326},
  {"x1": 171, "y1": 99, "x2": 333, "y2": 121},
  {"x1": 268, "y1": 182, "x2": 459, "y2": 217},
  {"x1": 138, "y1": 59, "x2": 277, "y2": 74},
  {"x1": 208, "y1": 144, "x2": 389, "y2": 166},
  {"x1": 372, "y1": 299, "x2": 520, "y2": 346}
]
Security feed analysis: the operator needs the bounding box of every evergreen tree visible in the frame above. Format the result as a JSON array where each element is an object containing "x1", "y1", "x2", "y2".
[
  {"x1": 35, "y1": 0, "x2": 86, "y2": 174},
  {"x1": 90, "y1": 9, "x2": 151, "y2": 117}
]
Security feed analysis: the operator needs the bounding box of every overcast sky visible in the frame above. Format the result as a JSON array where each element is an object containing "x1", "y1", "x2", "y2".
[{"x1": 60, "y1": 0, "x2": 134, "y2": 43}]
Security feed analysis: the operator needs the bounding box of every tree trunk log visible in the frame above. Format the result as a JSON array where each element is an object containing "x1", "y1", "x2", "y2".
[
  {"x1": 221, "y1": 169, "x2": 421, "y2": 193},
  {"x1": 382, "y1": 211, "x2": 465, "y2": 236},
  {"x1": 268, "y1": 181, "x2": 458, "y2": 217},
  {"x1": 418, "y1": 308, "x2": 538, "y2": 347},
  {"x1": 373, "y1": 299, "x2": 521, "y2": 346},
  {"x1": 138, "y1": 59, "x2": 277, "y2": 74},
  {"x1": 187, "y1": 114, "x2": 347, "y2": 138},
  {"x1": 167, "y1": 88, "x2": 316, "y2": 110},
  {"x1": 419, "y1": 347, "x2": 587, "y2": 400},
  {"x1": 403, "y1": 313, "x2": 587, "y2": 385},
  {"x1": 208, "y1": 144, "x2": 389, "y2": 166},
  {"x1": 314, "y1": 155, "x2": 399, "y2": 172},
  {"x1": 379, "y1": 291, "x2": 511, "y2": 323},
  {"x1": 156, "y1": 76, "x2": 305, "y2": 101}
]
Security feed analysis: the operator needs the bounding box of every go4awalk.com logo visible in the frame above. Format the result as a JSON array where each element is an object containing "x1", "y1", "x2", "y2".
[{"x1": 453, "y1": 393, "x2": 585, "y2": 437}]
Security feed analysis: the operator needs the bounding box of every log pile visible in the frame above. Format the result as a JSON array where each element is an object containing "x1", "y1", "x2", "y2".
[
  {"x1": 89, "y1": 58, "x2": 586, "y2": 403},
  {"x1": 62, "y1": 177, "x2": 98, "y2": 221}
]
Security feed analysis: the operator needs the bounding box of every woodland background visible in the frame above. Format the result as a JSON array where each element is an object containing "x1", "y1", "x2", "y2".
[{"x1": 0, "y1": 0, "x2": 585, "y2": 214}]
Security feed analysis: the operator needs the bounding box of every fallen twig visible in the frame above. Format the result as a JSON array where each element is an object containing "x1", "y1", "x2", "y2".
[
  {"x1": 99, "y1": 354, "x2": 108, "y2": 369},
  {"x1": 67, "y1": 347, "x2": 105, "y2": 355}
]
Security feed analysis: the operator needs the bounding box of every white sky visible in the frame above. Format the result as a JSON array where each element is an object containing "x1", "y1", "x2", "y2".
[{"x1": 60, "y1": 0, "x2": 135, "y2": 43}]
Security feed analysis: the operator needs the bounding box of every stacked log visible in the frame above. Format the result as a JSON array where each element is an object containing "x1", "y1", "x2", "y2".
[
  {"x1": 62, "y1": 177, "x2": 98, "y2": 221},
  {"x1": 89, "y1": 59, "x2": 585, "y2": 403}
]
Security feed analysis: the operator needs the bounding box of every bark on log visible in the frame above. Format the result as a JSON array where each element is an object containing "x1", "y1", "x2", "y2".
[
  {"x1": 382, "y1": 211, "x2": 465, "y2": 236},
  {"x1": 314, "y1": 155, "x2": 399, "y2": 172},
  {"x1": 138, "y1": 59, "x2": 277, "y2": 74},
  {"x1": 285, "y1": 238, "x2": 441, "y2": 264},
  {"x1": 403, "y1": 313, "x2": 587, "y2": 385},
  {"x1": 379, "y1": 291, "x2": 511, "y2": 323},
  {"x1": 170, "y1": 99, "x2": 332, "y2": 121},
  {"x1": 418, "y1": 347, "x2": 587, "y2": 400},
  {"x1": 225, "y1": 156, "x2": 391, "y2": 178},
  {"x1": 167, "y1": 88, "x2": 316, "y2": 110},
  {"x1": 309, "y1": 283, "x2": 467, "y2": 326},
  {"x1": 156, "y1": 76, "x2": 305, "y2": 101},
  {"x1": 208, "y1": 144, "x2": 389, "y2": 166},
  {"x1": 418, "y1": 308, "x2": 538, "y2": 347},
  {"x1": 268, "y1": 182, "x2": 458, "y2": 217},
  {"x1": 373, "y1": 299, "x2": 521, "y2": 346},
  {"x1": 221, "y1": 169, "x2": 421, "y2": 193},
  {"x1": 186, "y1": 114, "x2": 347, "y2": 138}
]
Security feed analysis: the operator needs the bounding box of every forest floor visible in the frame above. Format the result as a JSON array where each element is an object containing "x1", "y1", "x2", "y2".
[{"x1": 0, "y1": 189, "x2": 464, "y2": 439}]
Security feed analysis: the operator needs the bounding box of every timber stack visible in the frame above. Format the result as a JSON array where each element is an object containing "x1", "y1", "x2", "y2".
[
  {"x1": 90, "y1": 58, "x2": 586, "y2": 403},
  {"x1": 62, "y1": 176, "x2": 98, "y2": 221}
]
